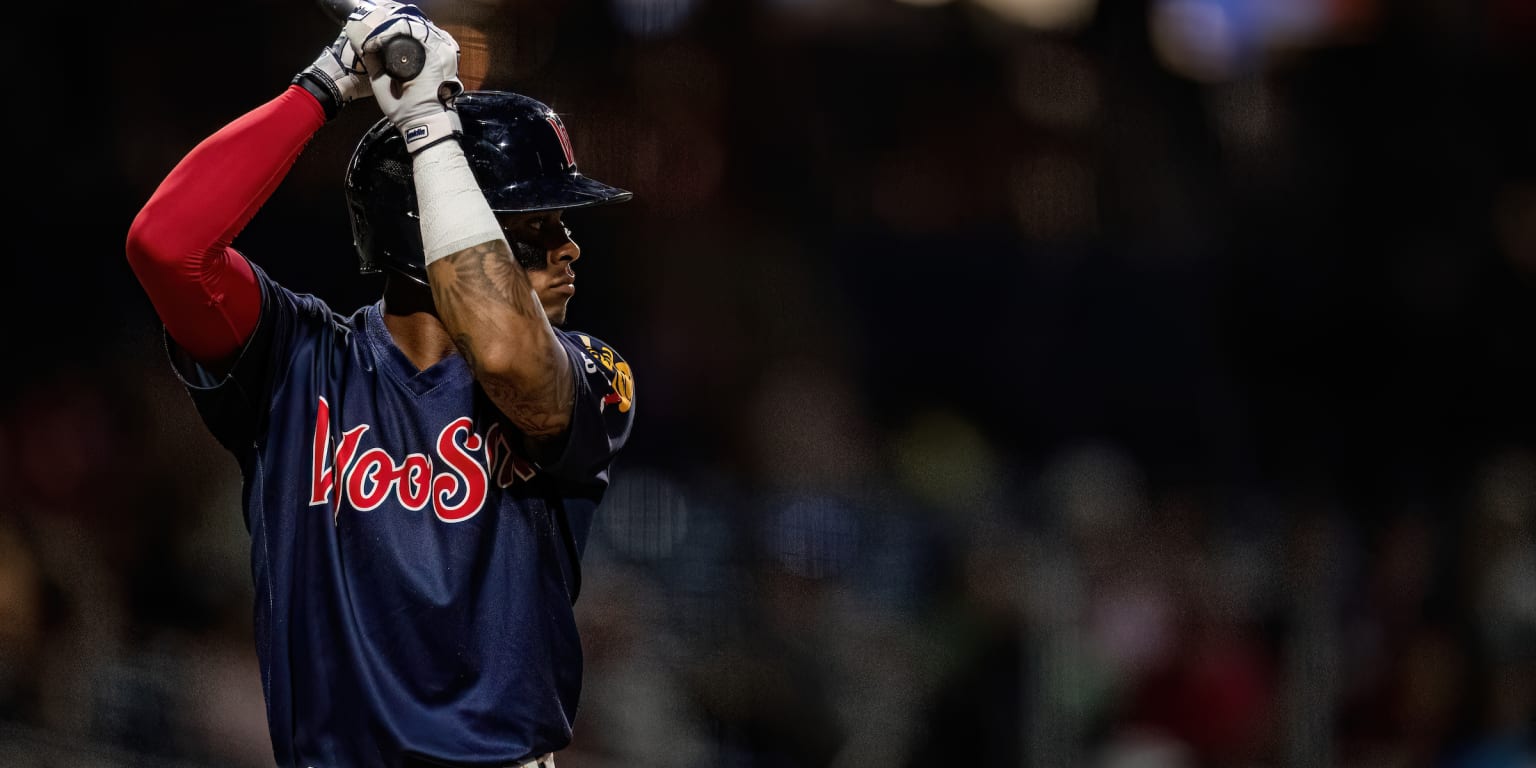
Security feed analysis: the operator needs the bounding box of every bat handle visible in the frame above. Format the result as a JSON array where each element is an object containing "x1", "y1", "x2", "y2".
[{"x1": 380, "y1": 35, "x2": 426, "y2": 81}]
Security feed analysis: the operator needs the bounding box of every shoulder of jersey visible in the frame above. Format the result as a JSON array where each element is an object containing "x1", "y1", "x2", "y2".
[
  {"x1": 562, "y1": 329, "x2": 634, "y2": 415},
  {"x1": 562, "y1": 329, "x2": 628, "y2": 366}
]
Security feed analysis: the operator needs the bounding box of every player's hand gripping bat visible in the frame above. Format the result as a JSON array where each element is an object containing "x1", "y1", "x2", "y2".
[{"x1": 317, "y1": 0, "x2": 425, "y2": 82}]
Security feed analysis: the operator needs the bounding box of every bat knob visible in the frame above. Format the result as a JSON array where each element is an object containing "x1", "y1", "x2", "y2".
[{"x1": 381, "y1": 36, "x2": 426, "y2": 81}]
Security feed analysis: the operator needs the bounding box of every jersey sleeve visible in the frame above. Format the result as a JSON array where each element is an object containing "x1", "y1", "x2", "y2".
[
  {"x1": 539, "y1": 331, "x2": 636, "y2": 486},
  {"x1": 166, "y1": 263, "x2": 335, "y2": 455}
]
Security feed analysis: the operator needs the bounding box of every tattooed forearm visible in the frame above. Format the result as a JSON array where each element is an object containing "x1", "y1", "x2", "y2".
[
  {"x1": 430, "y1": 239, "x2": 573, "y2": 437},
  {"x1": 452, "y1": 332, "x2": 479, "y2": 370},
  {"x1": 454, "y1": 241, "x2": 541, "y2": 317},
  {"x1": 478, "y1": 369, "x2": 574, "y2": 438}
]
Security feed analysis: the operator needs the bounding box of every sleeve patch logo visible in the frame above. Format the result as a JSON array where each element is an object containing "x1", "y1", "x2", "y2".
[
  {"x1": 609, "y1": 362, "x2": 634, "y2": 414},
  {"x1": 577, "y1": 335, "x2": 633, "y2": 414}
]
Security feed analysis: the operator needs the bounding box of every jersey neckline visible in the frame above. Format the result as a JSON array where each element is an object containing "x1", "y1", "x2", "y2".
[{"x1": 362, "y1": 301, "x2": 471, "y2": 397}]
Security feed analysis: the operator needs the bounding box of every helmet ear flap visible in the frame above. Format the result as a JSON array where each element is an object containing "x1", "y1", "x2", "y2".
[
  {"x1": 347, "y1": 180, "x2": 379, "y2": 276},
  {"x1": 346, "y1": 121, "x2": 431, "y2": 284}
]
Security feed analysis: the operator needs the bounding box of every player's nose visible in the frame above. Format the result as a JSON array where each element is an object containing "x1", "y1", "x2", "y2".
[{"x1": 551, "y1": 235, "x2": 580, "y2": 265}]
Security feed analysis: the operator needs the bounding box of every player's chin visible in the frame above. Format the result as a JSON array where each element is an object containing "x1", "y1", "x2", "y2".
[{"x1": 543, "y1": 299, "x2": 571, "y2": 327}]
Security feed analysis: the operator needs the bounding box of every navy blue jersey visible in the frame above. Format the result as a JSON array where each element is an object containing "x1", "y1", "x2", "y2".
[{"x1": 168, "y1": 265, "x2": 634, "y2": 767}]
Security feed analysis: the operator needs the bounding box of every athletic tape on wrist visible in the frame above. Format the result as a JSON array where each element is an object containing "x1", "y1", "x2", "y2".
[{"x1": 413, "y1": 141, "x2": 502, "y2": 266}]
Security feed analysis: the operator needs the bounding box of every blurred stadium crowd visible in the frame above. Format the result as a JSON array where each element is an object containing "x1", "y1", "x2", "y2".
[{"x1": 3, "y1": 0, "x2": 1534, "y2": 765}]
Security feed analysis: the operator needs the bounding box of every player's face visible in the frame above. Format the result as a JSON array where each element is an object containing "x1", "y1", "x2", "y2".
[{"x1": 499, "y1": 210, "x2": 581, "y2": 326}]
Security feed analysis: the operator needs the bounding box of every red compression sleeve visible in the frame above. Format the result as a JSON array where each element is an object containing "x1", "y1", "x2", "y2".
[{"x1": 125, "y1": 86, "x2": 327, "y2": 363}]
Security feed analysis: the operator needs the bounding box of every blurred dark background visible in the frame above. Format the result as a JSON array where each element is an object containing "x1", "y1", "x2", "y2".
[{"x1": 3, "y1": 0, "x2": 1535, "y2": 765}]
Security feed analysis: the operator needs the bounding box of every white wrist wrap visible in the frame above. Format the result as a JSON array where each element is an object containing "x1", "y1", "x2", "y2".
[{"x1": 413, "y1": 140, "x2": 503, "y2": 267}]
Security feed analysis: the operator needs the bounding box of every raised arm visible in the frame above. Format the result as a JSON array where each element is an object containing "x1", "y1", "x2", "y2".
[
  {"x1": 350, "y1": 5, "x2": 573, "y2": 438},
  {"x1": 123, "y1": 88, "x2": 317, "y2": 366},
  {"x1": 124, "y1": 30, "x2": 372, "y2": 367},
  {"x1": 423, "y1": 197, "x2": 575, "y2": 438}
]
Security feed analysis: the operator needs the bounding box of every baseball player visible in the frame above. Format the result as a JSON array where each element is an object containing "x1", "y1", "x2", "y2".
[{"x1": 124, "y1": 4, "x2": 634, "y2": 766}]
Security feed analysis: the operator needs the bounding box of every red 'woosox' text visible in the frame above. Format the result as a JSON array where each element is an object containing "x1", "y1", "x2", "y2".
[{"x1": 308, "y1": 397, "x2": 536, "y2": 522}]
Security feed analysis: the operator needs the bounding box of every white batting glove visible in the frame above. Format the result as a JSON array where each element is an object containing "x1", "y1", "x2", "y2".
[
  {"x1": 346, "y1": 3, "x2": 464, "y2": 153},
  {"x1": 293, "y1": 31, "x2": 372, "y2": 120}
]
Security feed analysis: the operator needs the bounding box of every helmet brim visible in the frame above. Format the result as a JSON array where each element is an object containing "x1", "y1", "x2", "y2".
[{"x1": 485, "y1": 173, "x2": 633, "y2": 214}]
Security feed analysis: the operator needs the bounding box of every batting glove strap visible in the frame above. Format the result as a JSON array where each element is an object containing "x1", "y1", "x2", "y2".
[
  {"x1": 399, "y1": 110, "x2": 462, "y2": 153},
  {"x1": 292, "y1": 70, "x2": 343, "y2": 120}
]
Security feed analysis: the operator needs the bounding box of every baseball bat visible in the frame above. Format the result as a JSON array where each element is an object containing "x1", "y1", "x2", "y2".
[{"x1": 316, "y1": 0, "x2": 426, "y2": 82}]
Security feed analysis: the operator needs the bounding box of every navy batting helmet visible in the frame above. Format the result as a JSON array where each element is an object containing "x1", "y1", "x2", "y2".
[{"x1": 344, "y1": 91, "x2": 632, "y2": 285}]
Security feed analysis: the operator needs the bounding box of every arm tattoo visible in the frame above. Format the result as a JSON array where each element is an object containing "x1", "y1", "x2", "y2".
[
  {"x1": 438, "y1": 241, "x2": 541, "y2": 320},
  {"x1": 479, "y1": 367, "x2": 574, "y2": 439},
  {"x1": 431, "y1": 240, "x2": 574, "y2": 438}
]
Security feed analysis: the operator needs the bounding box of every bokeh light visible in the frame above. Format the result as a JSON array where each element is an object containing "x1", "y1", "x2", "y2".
[
  {"x1": 611, "y1": 0, "x2": 702, "y2": 39},
  {"x1": 972, "y1": 0, "x2": 1098, "y2": 32},
  {"x1": 1150, "y1": 0, "x2": 1254, "y2": 81},
  {"x1": 438, "y1": 23, "x2": 491, "y2": 91}
]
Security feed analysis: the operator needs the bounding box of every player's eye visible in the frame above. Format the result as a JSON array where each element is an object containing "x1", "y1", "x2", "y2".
[{"x1": 508, "y1": 215, "x2": 565, "y2": 241}]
